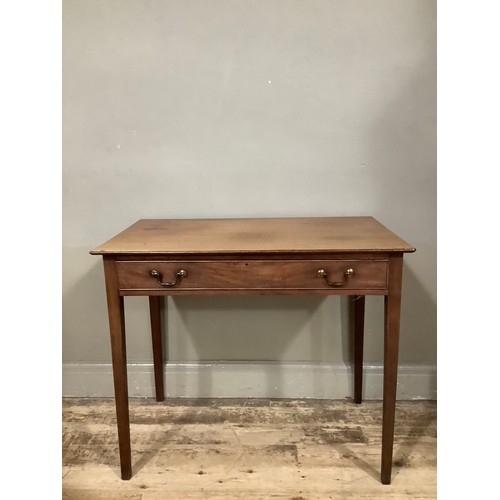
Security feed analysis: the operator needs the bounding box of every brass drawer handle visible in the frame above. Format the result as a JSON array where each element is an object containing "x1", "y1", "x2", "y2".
[
  {"x1": 317, "y1": 268, "x2": 354, "y2": 287},
  {"x1": 149, "y1": 269, "x2": 187, "y2": 287}
]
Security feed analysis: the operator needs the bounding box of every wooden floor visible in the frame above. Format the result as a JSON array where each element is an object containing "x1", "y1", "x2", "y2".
[{"x1": 62, "y1": 398, "x2": 436, "y2": 499}]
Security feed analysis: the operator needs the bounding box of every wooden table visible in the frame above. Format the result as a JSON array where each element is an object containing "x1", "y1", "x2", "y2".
[{"x1": 90, "y1": 217, "x2": 415, "y2": 484}]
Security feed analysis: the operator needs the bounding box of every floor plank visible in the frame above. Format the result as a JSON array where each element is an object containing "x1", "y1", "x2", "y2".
[{"x1": 63, "y1": 398, "x2": 436, "y2": 499}]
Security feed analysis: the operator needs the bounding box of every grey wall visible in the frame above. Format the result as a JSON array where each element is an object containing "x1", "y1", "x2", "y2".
[{"x1": 63, "y1": 1, "x2": 436, "y2": 383}]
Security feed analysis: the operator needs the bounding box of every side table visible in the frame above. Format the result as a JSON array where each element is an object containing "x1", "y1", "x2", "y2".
[{"x1": 90, "y1": 216, "x2": 415, "y2": 484}]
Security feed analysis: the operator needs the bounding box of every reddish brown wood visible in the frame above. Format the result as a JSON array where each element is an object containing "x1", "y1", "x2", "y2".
[
  {"x1": 103, "y1": 257, "x2": 132, "y2": 480},
  {"x1": 90, "y1": 217, "x2": 415, "y2": 255},
  {"x1": 116, "y1": 259, "x2": 388, "y2": 292},
  {"x1": 112, "y1": 252, "x2": 393, "y2": 261},
  {"x1": 149, "y1": 296, "x2": 164, "y2": 402},
  {"x1": 353, "y1": 295, "x2": 366, "y2": 405},
  {"x1": 121, "y1": 288, "x2": 387, "y2": 297},
  {"x1": 381, "y1": 254, "x2": 404, "y2": 485},
  {"x1": 91, "y1": 218, "x2": 414, "y2": 485}
]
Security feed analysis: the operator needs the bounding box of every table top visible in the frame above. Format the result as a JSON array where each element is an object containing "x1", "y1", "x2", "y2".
[{"x1": 90, "y1": 217, "x2": 415, "y2": 255}]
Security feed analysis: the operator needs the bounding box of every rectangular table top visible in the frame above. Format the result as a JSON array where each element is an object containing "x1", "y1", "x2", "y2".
[{"x1": 90, "y1": 217, "x2": 415, "y2": 256}]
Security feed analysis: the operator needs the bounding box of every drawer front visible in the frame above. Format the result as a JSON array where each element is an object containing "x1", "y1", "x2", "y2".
[{"x1": 116, "y1": 260, "x2": 388, "y2": 291}]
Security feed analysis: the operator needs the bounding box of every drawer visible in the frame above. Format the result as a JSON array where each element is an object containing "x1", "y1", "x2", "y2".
[{"x1": 116, "y1": 260, "x2": 388, "y2": 291}]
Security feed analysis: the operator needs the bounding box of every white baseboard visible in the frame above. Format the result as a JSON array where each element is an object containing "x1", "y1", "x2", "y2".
[{"x1": 62, "y1": 362, "x2": 436, "y2": 400}]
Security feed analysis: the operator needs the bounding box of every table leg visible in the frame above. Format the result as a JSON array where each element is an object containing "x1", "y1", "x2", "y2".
[
  {"x1": 149, "y1": 296, "x2": 164, "y2": 402},
  {"x1": 104, "y1": 258, "x2": 132, "y2": 480},
  {"x1": 353, "y1": 295, "x2": 365, "y2": 404},
  {"x1": 381, "y1": 254, "x2": 403, "y2": 485}
]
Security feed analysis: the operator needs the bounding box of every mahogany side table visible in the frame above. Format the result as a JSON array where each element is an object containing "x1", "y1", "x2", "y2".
[{"x1": 90, "y1": 216, "x2": 415, "y2": 484}]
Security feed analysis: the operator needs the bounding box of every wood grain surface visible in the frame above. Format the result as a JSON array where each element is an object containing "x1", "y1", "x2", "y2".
[
  {"x1": 90, "y1": 217, "x2": 415, "y2": 255},
  {"x1": 62, "y1": 398, "x2": 436, "y2": 500},
  {"x1": 116, "y1": 259, "x2": 388, "y2": 291}
]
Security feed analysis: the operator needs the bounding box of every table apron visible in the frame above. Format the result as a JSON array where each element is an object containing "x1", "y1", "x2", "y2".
[{"x1": 116, "y1": 259, "x2": 389, "y2": 293}]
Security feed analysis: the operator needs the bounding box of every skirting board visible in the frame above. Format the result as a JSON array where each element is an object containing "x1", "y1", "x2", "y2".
[{"x1": 62, "y1": 362, "x2": 436, "y2": 400}]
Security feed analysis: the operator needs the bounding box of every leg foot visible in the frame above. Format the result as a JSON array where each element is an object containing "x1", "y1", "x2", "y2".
[{"x1": 380, "y1": 255, "x2": 403, "y2": 485}]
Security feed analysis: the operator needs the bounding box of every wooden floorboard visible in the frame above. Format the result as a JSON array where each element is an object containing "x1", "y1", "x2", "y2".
[{"x1": 62, "y1": 398, "x2": 436, "y2": 499}]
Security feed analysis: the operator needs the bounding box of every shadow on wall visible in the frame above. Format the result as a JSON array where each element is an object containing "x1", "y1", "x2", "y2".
[
  {"x1": 399, "y1": 264, "x2": 436, "y2": 364},
  {"x1": 361, "y1": 53, "x2": 436, "y2": 365},
  {"x1": 63, "y1": 251, "x2": 154, "y2": 365},
  {"x1": 355, "y1": 264, "x2": 436, "y2": 366},
  {"x1": 170, "y1": 295, "x2": 331, "y2": 397},
  {"x1": 62, "y1": 248, "x2": 112, "y2": 363}
]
